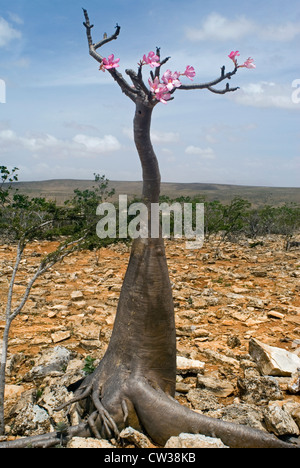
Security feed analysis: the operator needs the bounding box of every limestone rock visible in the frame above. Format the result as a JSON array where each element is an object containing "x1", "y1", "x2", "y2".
[
  {"x1": 23, "y1": 346, "x2": 72, "y2": 381},
  {"x1": 264, "y1": 402, "x2": 300, "y2": 437},
  {"x1": 71, "y1": 290, "x2": 84, "y2": 301},
  {"x1": 165, "y1": 433, "x2": 228, "y2": 448},
  {"x1": 120, "y1": 426, "x2": 153, "y2": 448},
  {"x1": 287, "y1": 370, "x2": 300, "y2": 394},
  {"x1": 186, "y1": 388, "x2": 220, "y2": 411},
  {"x1": 249, "y1": 338, "x2": 300, "y2": 376},
  {"x1": 197, "y1": 375, "x2": 234, "y2": 398},
  {"x1": 4, "y1": 385, "x2": 25, "y2": 400},
  {"x1": 208, "y1": 403, "x2": 265, "y2": 432},
  {"x1": 237, "y1": 375, "x2": 283, "y2": 405},
  {"x1": 51, "y1": 330, "x2": 71, "y2": 343},
  {"x1": 10, "y1": 403, "x2": 50, "y2": 436},
  {"x1": 176, "y1": 356, "x2": 205, "y2": 375},
  {"x1": 67, "y1": 437, "x2": 115, "y2": 448}
]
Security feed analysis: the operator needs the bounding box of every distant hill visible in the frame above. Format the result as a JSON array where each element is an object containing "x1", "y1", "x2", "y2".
[{"x1": 11, "y1": 179, "x2": 300, "y2": 207}]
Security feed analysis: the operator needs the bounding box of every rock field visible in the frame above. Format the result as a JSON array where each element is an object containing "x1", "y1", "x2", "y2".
[{"x1": 0, "y1": 235, "x2": 300, "y2": 447}]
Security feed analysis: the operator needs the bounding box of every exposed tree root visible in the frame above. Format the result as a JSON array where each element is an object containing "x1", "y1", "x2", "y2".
[{"x1": 1, "y1": 369, "x2": 298, "y2": 449}]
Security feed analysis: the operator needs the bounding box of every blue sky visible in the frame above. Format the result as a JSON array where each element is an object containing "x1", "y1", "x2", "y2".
[{"x1": 0, "y1": 0, "x2": 299, "y2": 187}]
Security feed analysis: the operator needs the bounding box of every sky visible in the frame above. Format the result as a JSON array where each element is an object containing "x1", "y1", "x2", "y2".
[{"x1": 0, "y1": 0, "x2": 299, "y2": 187}]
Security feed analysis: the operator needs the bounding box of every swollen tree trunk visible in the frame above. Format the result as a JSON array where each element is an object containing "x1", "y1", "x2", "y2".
[{"x1": 101, "y1": 99, "x2": 176, "y2": 391}]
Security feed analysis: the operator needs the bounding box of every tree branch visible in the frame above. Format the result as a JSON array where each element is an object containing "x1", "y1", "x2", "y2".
[
  {"x1": 154, "y1": 48, "x2": 171, "y2": 80},
  {"x1": 207, "y1": 83, "x2": 240, "y2": 94},
  {"x1": 178, "y1": 65, "x2": 239, "y2": 95},
  {"x1": 82, "y1": 9, "x2": 137, "y2": 103},
  {"x1": 125, "y1": 69, "x2": 152, "y2": 102}
]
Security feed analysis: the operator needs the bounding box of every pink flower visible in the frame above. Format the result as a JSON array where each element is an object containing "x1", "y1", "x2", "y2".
[
  {"x1": 148, "y1": 77, "x2": 161, "y2": 94},
  {"x1": 148, "y1": 77, "x2": 172, "y2": 104},
  {"x1": 161, "y1": 70, "x2": 182, "y2": 91},
  {"x1": 142, "y1": 51, "x2": 160, "y2": 68},
  {"x1": 155, "y1": 86, "x2": 172, "y2": 104},
  {"x1": 183, "y1": 65, "x2": 196, "y2": 81},
  {"x1": 240, "y1": 57, "x2": 256, "y2": 69},
  {"x1": 228, "y1": 51, "x2": 240, "y2": 66},
  {"x1": 100, "y1": 54, "x2": 120, "y2": 71}
]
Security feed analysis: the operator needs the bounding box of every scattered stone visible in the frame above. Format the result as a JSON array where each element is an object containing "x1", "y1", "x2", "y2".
[
  {"x1": 165, "y1": 433, "x2": 229, "y2": 448},
  {"x1": 120, "y1": 426, "x2": 153, "y2": 448},
  {"x1": 71, "y1": 290, "x2": 84, "y2": 301},
  {"x1": 264, "y1": 402, "x2": 300, "y2": 437},
  {"x1": 196, "y1": 375, "x2": 235, "y2": 398},
  {"x1": 51, "y1": 330, "x2": 71, "y2": 343},
  {"x1": 237, "y1": 375, "x2": 283, "y2": 405},
  {"x1": 227, "y1": 335, "x2": 241, "y2": 349},
  {"x1": 201, "y1": 349, "x2": 239, "y2": 369},
  {"x1": 23, "y1": 346, "x2": 72, "y2": 382},
  {"x1": 4, "y1": 385, "x2": 25, "y2": 400},
  {"x1": 252, "y1": 270, "x2": 268, "y2": 278},
  {"x1": 176, "y1": 356, "x2": 205, "y2": 375},
  {"x1": 208, "y1": 403, "x2": 265, "y2": 432},
  {"x1": 186, "y1": 388, "x2": 220, "y2": 411},
  {"x1": 176, "y1": 381, "x2": 192, "y2": 393},
  {"x1": 288, "y1": 370, "x2": 300, "y2": 394},
  {"x1": 67, "y1": 437, "x2": 115, "y2": 448},
  {"x1": 267, "y1": 310, "x2": 285, "y2": 319},
  {"x1": 10, "y1": 403, "x2": 51, "y2": 437},
  {"x1": 249, "y1": 338, "x2": 300, "y2": 376}
]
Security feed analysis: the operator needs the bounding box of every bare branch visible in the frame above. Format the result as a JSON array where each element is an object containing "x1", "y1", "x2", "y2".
[
  {"x1": 94, "y1": 24, "x2": 121, "y2": 50},
  {"x1": 125, "y1": 69, "x2": 151, "y2": 100},
  {"x1": 154, "y1": 48, "x2": 171, "y2": 79},
  {"x1": 178, "y1": 65, "x2": 239, "y2": 95},
  {"x1": 82, "y1": 9, "x2": 137, "y2": 103},
  {"x1": 207, "y1": 83, "x2": 240, "y2": 94}
]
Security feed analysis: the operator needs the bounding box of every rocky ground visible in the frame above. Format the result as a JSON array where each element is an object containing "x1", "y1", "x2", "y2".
[{"x1": 0, "y1": 234, "x2": 300, "y2": 448}]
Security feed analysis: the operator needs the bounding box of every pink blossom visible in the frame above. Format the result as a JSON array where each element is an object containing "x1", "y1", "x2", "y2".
[
  {"x1": 143, "y1": 51, "x2": 160, "y2": 68},
  {"x1": 148, "y1": 77, "x2": 161, "y2": 94},
  {"x1": 161, "y1": 70, "x2": 182, "y2": 91},
  {"x1": 228, "y1": 51, "x2": 240, "y2": 66},
  {"x1": 155, "y1": 86, "x2": 172, "y2": 104},
  {"x1": 148, "y1": 77, "x2": 172, "y2": 104},
  {"x1": 240, "y1": 57, "x2": 256, "y2": 69},
  {"x1": 183, "y1": 65, "x2": 196, "y2": 81},
  {"x1": 100, "y1": 54, "x2": 120, "y2": 71}
]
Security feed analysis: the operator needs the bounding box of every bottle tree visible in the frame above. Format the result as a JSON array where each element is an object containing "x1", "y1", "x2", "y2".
[
  {"x1": 0, "y1": 10, "x2": 294, "y2": 449},
  {"x1": 59, "y1": 10, "x2": 291, "y2": 448}
]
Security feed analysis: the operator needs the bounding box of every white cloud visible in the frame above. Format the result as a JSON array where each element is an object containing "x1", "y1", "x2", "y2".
[
  {"x1": 151, "y1": 131, "x2": 180, "y2": 144},
  {"x1": 185, "y1": 146, "x2": 216, "y2": 159},
  {"x1": 8, "y1": 12, "x2": 24, "y2": 25},
  {"x1": 186, "y1": 13, "x2": 254, "y2": 41},
  {"x1": 230, "y1": 81, "x2": 300, "y2": 110},
  {"x1": 73, "y1": 134, "x2": 121, "y2": 153},
  {"x1": 186, "y1": 13, "x2": 300, "y2": 42},
  {"x1": 260, "y1": 22, "x2": 300, "y2": 41},
  {"x1": 0, "y1": 129, "x2": 121, "y2": 157},
  {"x1": 0, "y1": 17, "x2": 21, "y2": 47}
]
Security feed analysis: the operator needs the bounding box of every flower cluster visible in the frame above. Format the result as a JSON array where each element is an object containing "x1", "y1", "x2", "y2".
[
  {"x1": 99, "y1": 50, "x2": 255, "y2": 104},
  {"x1": 228, "y1": 51, "x2": 256, "y2": 69},
  {"x1": 142, "y1": 51, "x2": 196, "y2": 104}
]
